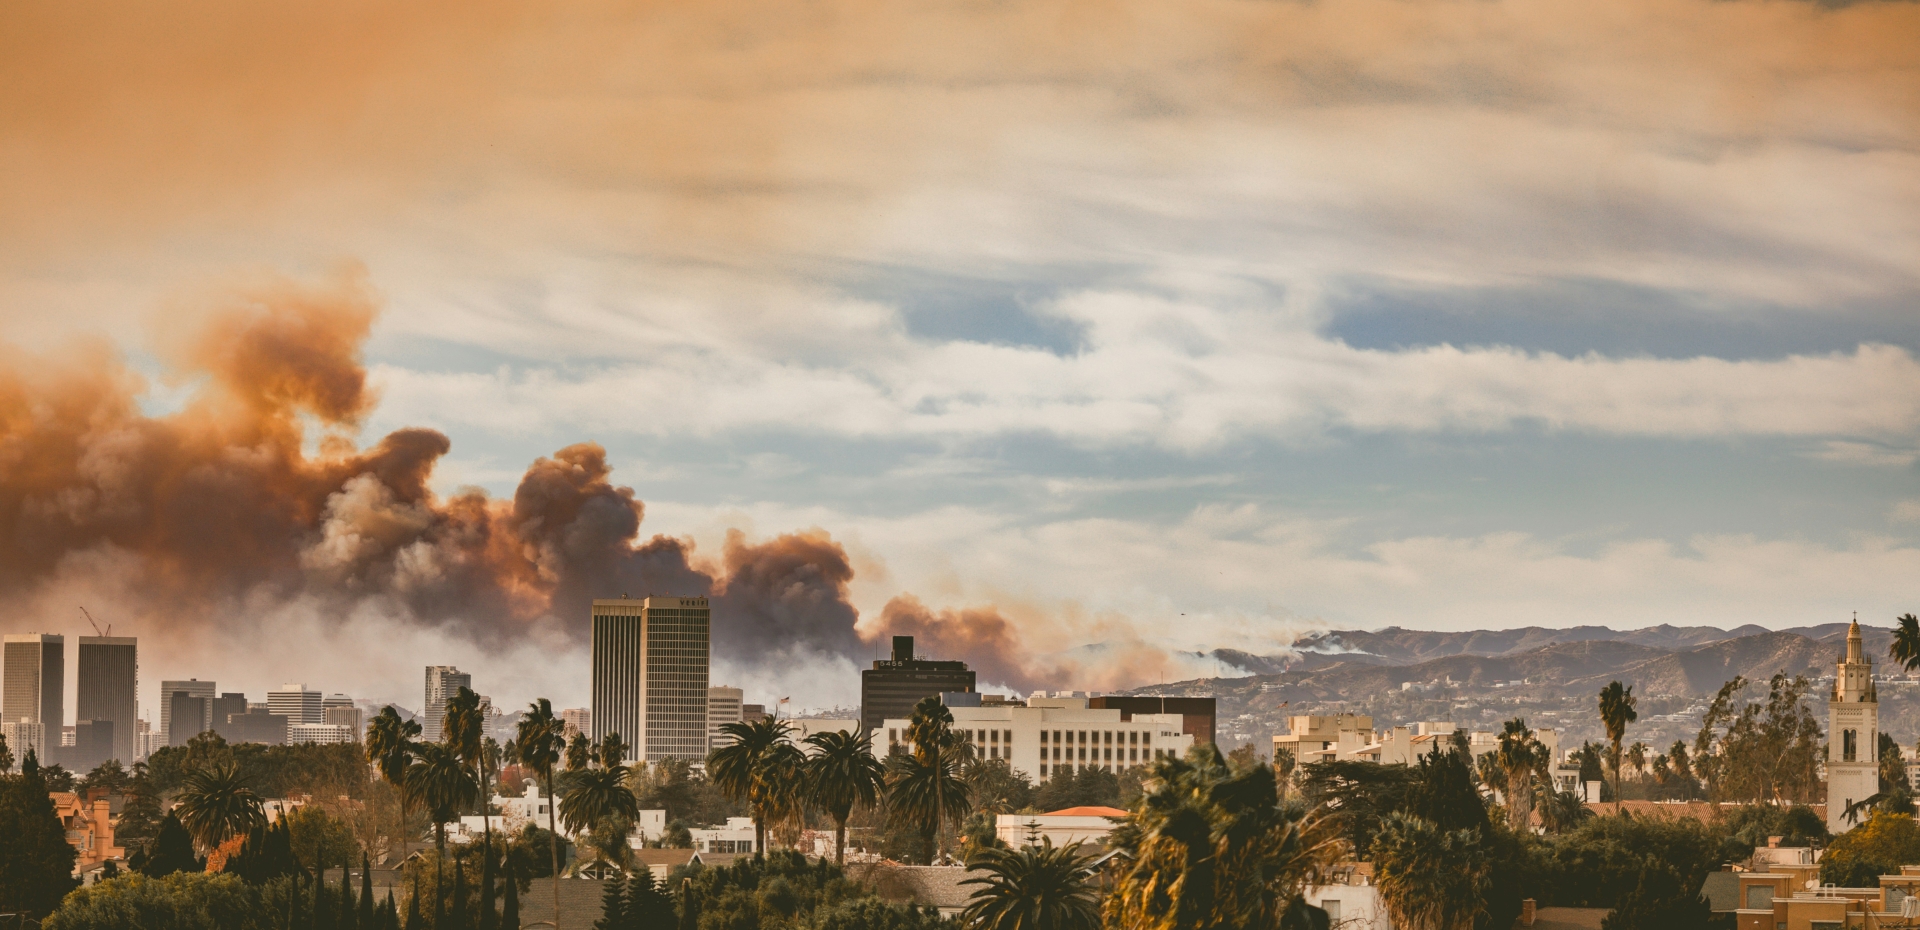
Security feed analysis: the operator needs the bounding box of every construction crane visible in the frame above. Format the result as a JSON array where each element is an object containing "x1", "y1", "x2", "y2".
[{"x1": 78, "y1": 606, "x2": 109, "y2": 638}]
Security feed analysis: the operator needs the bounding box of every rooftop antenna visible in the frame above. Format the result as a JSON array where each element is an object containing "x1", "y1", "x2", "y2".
[{"x1": 78, "y1": 606, "x2": 108, "y2": 637}]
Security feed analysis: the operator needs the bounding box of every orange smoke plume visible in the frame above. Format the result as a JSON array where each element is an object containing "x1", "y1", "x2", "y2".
[{"x1": 0, "y1": 275, "x2": 861, "y2": 675}]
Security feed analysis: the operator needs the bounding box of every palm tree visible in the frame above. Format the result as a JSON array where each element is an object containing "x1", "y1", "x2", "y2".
[
  {"x1": 597, "y1": 732, "x2": 629, "y2": 769},
  {"x1": 407, "y1": 741, "x2": 479, "y2": 923},
  {"x1": 885, "y1": 697, "x2": 971, "y2": 864},
  {"x1": 558, "y1": 765, "x2": 639, "y2": 871},
  {"x1": 803, "y1": 728, "x2": 886, "y2": 866},
  {"x1": 173, "y1": 761, "x2": 266, "y2": 853},
  {"x1": 1597, "y1": 680, "x2": 1638, "y2": 815},
  {"x1": 708, "y1": 716, "x2": 798, "y2": 854},
  {"x1": 1372, "y1": 812, "x2": 1493, "y2": 930},
  {"x1": 1495, "y1": 718, "x2": 1545, "y2": 831},
  {"x1": 514, "y1": 698, "x2": 567, "y2": 927},
  {"x1": 1105, "y1": 745, "x2": 1338, "y2": 929},
  {"x1": 365, "y1": 705, "x2": 422, "y2": 854},
  {"x1": 961, "y1": 839, "x2": 1100, "y2": 930},
  {"x1": 1536, "y1": 787, "x2": 1593, "y2": 834},
  {"x1": 1890, "y1": 614, "x2": 1920, "y2": 671},
  {"x1": 444, "y1": 687, "x2": 492, "y2": 853}
]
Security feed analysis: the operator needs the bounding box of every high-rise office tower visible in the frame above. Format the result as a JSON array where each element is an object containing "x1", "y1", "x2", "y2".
[
  {"x1": 321, "y1": 694, "x2": 361, "y2": 734},
  {"x1": 72, "y1": 719, "x2": 115, "y2": 770},
  {"x1": 2, "y1": 633, "x2": 64, "y2": 760},
  {"x1": 160, "y1": 679, "x2": 216, "y2": 745},
  {"x1": 267, "y1": 684, "x2": 322, "y2": 725},
  {"x1": 423, "y1": 666, "x2": 471, "y2": 742},
  {"x1": 859, "y1": 636, "x2": 975, "y2": 733},
  {"x1": 707, "y1": 686, "x2": 744, "y2": 750},
  {"x1": 592, "y1": 596, "x2": 710, "y2": 761},
  {"x1": 211, "y1": 693, "x2": 248, "y2": 730},
  {"x1": 77, "y1": 636, "x2": 138, "y2": 764},
  {"x1": 560, "y1": 707, "x2": 592, "y2": 738},
  {"x1": 167, "y1": 691, "x2": 211, "y2": 748}
]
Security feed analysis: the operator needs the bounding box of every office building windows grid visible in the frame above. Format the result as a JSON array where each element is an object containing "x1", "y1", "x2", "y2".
[{"x1": 644, "y1": 606, "x2": 710, "y2": 760}]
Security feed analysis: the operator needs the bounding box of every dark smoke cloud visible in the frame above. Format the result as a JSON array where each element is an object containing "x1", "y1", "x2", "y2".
[
  {"x1": 0, "y1": 274, "x2": 1191, "y2": 691},
  {"x1": 0, "y1": 275, "x2": 858, "y2": 677}
]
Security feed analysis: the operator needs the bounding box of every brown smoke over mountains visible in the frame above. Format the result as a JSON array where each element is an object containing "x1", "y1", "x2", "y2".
[{"x1": 0, "y1": 274, "x2": 1138, "y2": 689}]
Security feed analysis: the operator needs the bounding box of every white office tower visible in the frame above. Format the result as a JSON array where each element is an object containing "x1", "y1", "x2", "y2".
[
  {"x1": 1828, "y1": 618, "x2": 1880, "y2": 835},
  {"x1": 707, "y1": 686, "x2": 744, "y2": 750},
  {"x1": 136, "y1": 718, "x2": 158, "y2": 760},
  {"x1": 268, "y1": 684, "x2": 323, "y2": 725},
  {"x1": 423, "y1": 666, "x2": 471, "y2": 742},
  {"x1": 561, "y1": 707, "x2": 592, "y2": 738},
  {"x1": 161, "y1": 679, "x2": 216, "y2": 745},
  {"x1": 2, "y1": 634, "x2": 64, "y2": 760},
  {"x1": 591, "y1": 596, "x2": 710, "y2": 761}
]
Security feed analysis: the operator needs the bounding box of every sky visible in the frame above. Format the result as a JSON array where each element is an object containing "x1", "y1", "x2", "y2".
[{"x1": 1, "y1": 0, "x2": 1918, "y2": 717}]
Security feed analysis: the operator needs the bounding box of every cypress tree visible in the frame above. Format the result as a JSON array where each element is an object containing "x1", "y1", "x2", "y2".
[
  {"x1": 340, "y1": 852, "x2": 358, "y2": 930},
  {"x1": 405, "y1": 875, "x2": 422, "y2": 930},
  {"x1": 313, "y1": 850, "x2": 334, "y2": 930},
  {"x1": 478, "y1": 844, "x2": 497, "y2": 930},
  {"x1": 450, "y1": 850, "x2": 469, "y2": 930},
  {"x1": 499, "y1": 861, "x2": 520, "y2": 930},
  {"x1": 677, "y1": 879, "x2": 699, "y2": 930},
  {"x1": 360, "y1": 853, "x2": 376, "y2": 930},
  {"x1": 593, "y1": 873, "x2": 627, "y2": 930},
  {"x1": 383, "y1": 890, "x2": 399, "y2": 930}
]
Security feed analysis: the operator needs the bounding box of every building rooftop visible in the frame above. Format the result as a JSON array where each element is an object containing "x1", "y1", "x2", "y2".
[{"x1": 1045, "y1": 806, "x2": 1128, "y2": 818}]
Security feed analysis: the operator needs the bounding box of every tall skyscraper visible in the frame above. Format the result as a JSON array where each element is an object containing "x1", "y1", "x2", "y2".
[
  {"x1": 77, "y1": 636, "x2": 138, "y2": 765},
  {"x1": 267, "y1": 684, "x2": 322, "y2": 725},
  {"x1": 2, "y1": 633, "x2": 64, "y2": 760},
  {"x1": 592, "y1": 596, "x2": 710, "y2": 761},
  {"x1": 560, "y1": 707, "x2": 592, "y2": 738},
  {"x1": 859, "y1": 636, "x2": 974, "y2": 733},
  {"x1": 423, "y1": 666, "x2": 471, "y2": 742},
  {"x1": 707, "y1": 686, "x2": 743, "y2": 750},
  {"x1": 160, "y1": 679, "x2": 216, "y2": 745}
]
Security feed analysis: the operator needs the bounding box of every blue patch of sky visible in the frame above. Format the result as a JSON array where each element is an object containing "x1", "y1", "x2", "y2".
[
  {"x1": 1322, "y1": 276, "x2": 1920, "y2": 360},
  {"x1": 406, "y1": 407, "x2": 1920, "y2": 558},
  {"x1": 832, "y1": 264, "x2": 1110, "y2": 355}
]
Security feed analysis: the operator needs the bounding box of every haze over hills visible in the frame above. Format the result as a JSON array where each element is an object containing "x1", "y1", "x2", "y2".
[{"x1": 1125, "y1": 622, "x2": 1914, "y2": 752}]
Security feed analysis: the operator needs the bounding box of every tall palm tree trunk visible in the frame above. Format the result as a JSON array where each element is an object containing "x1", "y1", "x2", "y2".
[
  {"x1": 834, "y1": 816, "x2": 847, "y2": 867},
  {"x1": 436, "y1": 819, "x2": 448, "y2": 929},
  {"x1": 546, "y1": 768, "x2": 559, "y2": 929}
]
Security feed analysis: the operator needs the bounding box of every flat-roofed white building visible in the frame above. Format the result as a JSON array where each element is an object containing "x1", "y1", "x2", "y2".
[
  {"x1": 878, "y1": 696, "x2": 1193, "y2": 783},
  {"x1": 288, "y1": 722, "x2": 356, "y2": 745}
]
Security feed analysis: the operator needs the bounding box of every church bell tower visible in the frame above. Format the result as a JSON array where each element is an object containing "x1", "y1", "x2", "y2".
[{"x1": 1828, "y1": 616, "x2": 1879, "y2": 835}]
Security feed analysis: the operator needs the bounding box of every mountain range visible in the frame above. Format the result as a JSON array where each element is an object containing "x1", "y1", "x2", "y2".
[{"x1": 1188, "y1": 622, "x2": 1897, "y2": 700}]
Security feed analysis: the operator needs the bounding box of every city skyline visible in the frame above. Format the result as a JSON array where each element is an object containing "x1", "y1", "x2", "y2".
[{"x1": 0, "y1": 1, "x2": 1916, "y2": 713}]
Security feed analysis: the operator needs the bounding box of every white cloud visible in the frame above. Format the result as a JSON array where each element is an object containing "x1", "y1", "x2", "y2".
[
  {"x1": 1893, "y1": 500, "x2": 1920, "y2": 524},
  {"x1": 370, "y1": 290, "x2": 1920, "y2": 448}
]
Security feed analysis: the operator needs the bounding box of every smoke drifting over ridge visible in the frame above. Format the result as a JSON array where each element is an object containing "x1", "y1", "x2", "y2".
[{"x1": 0, "y1": 274, "x2": 1179, "y2": 696}]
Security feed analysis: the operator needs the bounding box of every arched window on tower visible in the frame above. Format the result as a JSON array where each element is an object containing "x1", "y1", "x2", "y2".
[{"x1": 1844, "y1": 729, "x2": 1858, "y2": 762}]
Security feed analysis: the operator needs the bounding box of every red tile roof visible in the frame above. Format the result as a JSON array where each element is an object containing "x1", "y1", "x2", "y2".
[{"x1": 1045, "y1": 806, "x2": 1128, "y2": 817}]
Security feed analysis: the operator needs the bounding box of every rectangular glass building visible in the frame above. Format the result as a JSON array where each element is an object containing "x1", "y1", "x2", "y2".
[
  {"x1": 592, "y1": 596, "x2": 710, "y2": 761},
  {"x1": 2, "y1": 633, "x2": 63, "y2": 759},
  {"x1": 77, "y1": 636, "x2": 137, "y2": 765}
]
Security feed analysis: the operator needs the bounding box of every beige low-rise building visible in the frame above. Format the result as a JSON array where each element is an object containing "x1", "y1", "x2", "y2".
[{"x1": 995, "y1": 806, "x2": 1127, "y2": 850}]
